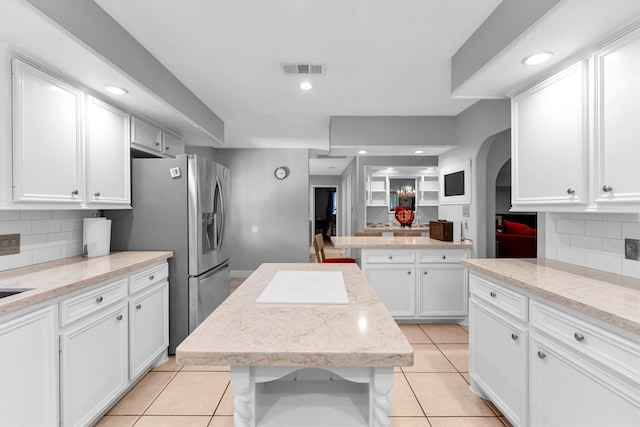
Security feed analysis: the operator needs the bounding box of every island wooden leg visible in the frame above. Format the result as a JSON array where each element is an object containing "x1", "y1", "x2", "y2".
[
  {"x1": 230, "y1": 366, "x2": 254, "y2": 427},
  {"x1": 371, "y1": 367, "x2": 394, "y2": 427}
]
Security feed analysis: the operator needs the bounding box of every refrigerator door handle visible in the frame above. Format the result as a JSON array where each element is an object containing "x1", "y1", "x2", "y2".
[{"x1": 215, "y1": 176, "x2": 226, "y2": 250}]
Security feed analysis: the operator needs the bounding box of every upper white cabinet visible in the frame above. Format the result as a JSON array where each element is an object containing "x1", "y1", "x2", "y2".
[
  {"x1": 592, "y1": 26, "x2": 640, "y2": 207},
  {"x1": 9, "y1": 58, "x2": 131, "y2": 209},
  {"x1": 85, "y1": 96, "x2": 130, "y2": 207},
  {"x1": 365, "y1": 174, "x2": 389, "y2": 207},
  {"x1": 511, "y1": 60, "x2": 589, "y2": 209},
  {"x1": 511, "y1": 23, "x2": 640, "y2": 213},
  {"x1": 163, "y1": 130, "x2": 185, "y2": 157},
  {"x1": 130, "y1": 116, "x2": 163, "y2": 154},
  {"x1": 12, "y1": 59, "x2": 84, "y2": 205}
]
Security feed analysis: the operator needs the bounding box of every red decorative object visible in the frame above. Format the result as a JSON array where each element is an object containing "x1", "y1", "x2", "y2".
[{"x1": 394, "y1": 206, "x2": 414, "y2": 227}]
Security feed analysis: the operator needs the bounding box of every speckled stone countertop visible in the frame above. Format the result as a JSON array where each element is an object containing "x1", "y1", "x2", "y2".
[
  {"x1": 331, "y1": 235, "x2": 472, "y2": 249},
  {"x1": 176, "y1": 263, "x2": 414, "y2": 367},
  {"x1": 462, "y1": 258, "x2": 640, "y2": 335},
  {"x1": 364, "y1": 223, "x2": 430, "y2": 232},
  {"x1": 0, "y1": 251, "x2": 173, "y2": 316}
]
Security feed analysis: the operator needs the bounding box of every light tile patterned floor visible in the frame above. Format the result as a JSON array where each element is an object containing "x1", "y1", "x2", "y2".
[{"x1": 95, "y1": 323, "x2": 512, "y2": 427}]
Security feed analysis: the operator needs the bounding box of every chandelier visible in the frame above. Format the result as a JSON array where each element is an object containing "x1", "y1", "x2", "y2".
[{"x1": 398, "y1": 185, "x2": 415, "y2": 201}]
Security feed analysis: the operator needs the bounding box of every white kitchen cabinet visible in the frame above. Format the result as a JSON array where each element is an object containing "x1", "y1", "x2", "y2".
[
  {"x1": 417, "y1": 172, "x2": 439, "y2": 206},
  {"x1": 130, "y1": 116, "x2": 163, "y2": 154},
  {"x1": 85, "y1": 96, "x2": 130, "y2": 207},
  {"x1": 162, "y1": 130, "x2": 185, "y2": 157},
  {"x1": 0, "y1": 306, "x2": 58, "y2": 427},
  {"x1": 60, "y1": 302, "x2": 129, "y2": 427},
  {"x1": 418, "y1": 264, "x2": 467, "y2": 317},
  {"x1": 530, "y1": 335, "x2": 639, "y2": 427},
  {"x1": 365, "y1": 174, "x2": 388, "y2": 207},
  {"x1": 592, "y1": 25, "x2": 640, "y2": 208},
  {"x1": 11, "y1": 58, "x2": 84, "y2": 205},
  {"x1": 511, "y1": 60, "x2": 588, "y2": 210},
  {"x1": 365, "y1": 264, "x2": 416, "y2": 317},
  {"x1": 129, "y1": 280, "x2": 169, "y2": 380}
]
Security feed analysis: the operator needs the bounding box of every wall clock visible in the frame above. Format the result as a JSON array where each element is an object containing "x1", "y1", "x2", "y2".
[{"x1": 274, "y1": 166, "x2": 289, "y2": 180}]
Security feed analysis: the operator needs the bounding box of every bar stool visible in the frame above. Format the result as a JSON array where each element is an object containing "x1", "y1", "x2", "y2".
[{"x1": 313, "y1": 233, "x2": 356, "y2": 263}]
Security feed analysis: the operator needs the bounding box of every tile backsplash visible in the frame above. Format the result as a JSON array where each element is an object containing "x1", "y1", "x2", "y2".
[
  {"x1": 0, "y1": 210, "x2": 99, "y2": 271},
  {"x1": 545, "y1": 212, "x2": 640, "y2": 279}
]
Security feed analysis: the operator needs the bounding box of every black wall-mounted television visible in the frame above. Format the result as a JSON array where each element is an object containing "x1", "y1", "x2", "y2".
[{"x1": 444, "y1": 170, "x2": 465, "y2": 197}]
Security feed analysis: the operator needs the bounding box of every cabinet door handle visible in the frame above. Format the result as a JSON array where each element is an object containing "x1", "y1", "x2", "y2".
[
  {"x1": 537, "y1": 350, "x2": 546, "y2": 359},
  {"x1": 166, "y1": 146, "x2": 170, "y2": 150},
  {"x1": 388, "y1": 256, "x2": 393, "y2": 260},
  {"x1": 574, "y1": 332, "x2": 585, "y2": 342},
  {"x1": 116, "y1": 314, "x2": 123, "y2": 321},
  {"x1": 511, "y1": 333, "x2": 518, "y2": 341},
  {"x1": 136, "y1": 304, "x2": 142, "y2": 310},
  {"x1": 71, "y1": 190, "x2": 78, "y2": 196},
  {"x1": 441, "y1": 255, "x2": 446, "y2": 260},
  {"x1": 423, "y1": 271, "x2": 428, "y2": 275},
  {"x1": 96, "y1": 296, "x2": 103, "y2": 303},
  {"x1": 407, "y1": 271, "x2": 411, "y2": 275},
  {"x1": 602, "y1": 185, "x2": 612, "y2": 192},
  {"x1": 94, "y1": 191, "x2": 100, "y2": 198},
  {"x1": 490, "y1": 291, "x2": 496, "y2": 298},
  {"x1": 566, "y1": 188, "x2": 575, "y2": 195},
  {"x1": 155, "y1": 142, "x2": 161, "y2": 146},
  {"x1": 149, "y1": 275, "x2": 155, "y2": 281}
]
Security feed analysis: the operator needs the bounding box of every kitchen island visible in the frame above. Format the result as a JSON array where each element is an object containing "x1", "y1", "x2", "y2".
[
  {"x1": 176, "y1": 263, "x2": 413, "y2": 427},
  {"x1": 332, "y1": 236, "x2": 472, "y2": 321},
  {"x1": 463, "y1": 258, "x2": 640, "y2": 427}
]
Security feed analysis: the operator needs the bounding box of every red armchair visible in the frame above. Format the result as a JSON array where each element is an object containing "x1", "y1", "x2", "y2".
[{"x1": 496, "y1": 219, "x2": 537, "y2": 258}]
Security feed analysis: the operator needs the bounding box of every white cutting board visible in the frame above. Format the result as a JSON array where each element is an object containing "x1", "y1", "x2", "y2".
[{"x1": 256, "y1": 271, "x2": 348, "y2": 304}]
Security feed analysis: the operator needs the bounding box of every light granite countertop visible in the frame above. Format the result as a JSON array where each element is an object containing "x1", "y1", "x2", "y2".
[
  {"x1": 462, "y1": 258, "x2": 640, "y2": 335},
  {"x1": 331, "y1": 235, "x2": 473, "y2": 249},
  {"x1": 364, "y1": 223, "x2": 430, "y2": 232},
  {"x1": 0, "y1": 251, "x2": 173, "y2": 316},
  {"x1": 176, "y1": 263, "x2": 414, "y2": 367}
]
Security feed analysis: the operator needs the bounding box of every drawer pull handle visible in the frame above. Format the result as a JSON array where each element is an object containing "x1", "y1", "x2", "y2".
[
  {"x1": 574, "y1": 332, "x2": 585, "y2": 342},
  {"x1": 490, "y1": 291, "x2": 496, "y2": 298},
  {"x1": 136, "y1": 304, "x2": 142, "y2": 310},
  {"x1": 511, "y1": 333, "x2": 518, "y2": 341},
  {"x1": 116, "y1": 314, "x2": 123, "y2": 321},
  {"x1": 96, "y1": 296, "x2": 103, "y2": 303},
  {"x1": 602, "y1": 185, "x2": 612, "y2": 192},
  {"x1": 94, "y1": 191, "x2": 100, "y2": 198},
  {"x1": 149, "y1": 275, "x2": 155, "y2": 281},
  {"x1": 567, "y1": 188, "x2": 575, "y2": 195},
  {"x1": 388, "y1": 256, "x2": 393, "y2": 260},
  {"x1": 407, "y1": 271, "x2": 411, "y2": 275},
  {"x1": 537, "y1": 351, "x2": 546, "y2": 359},
  {"x1": 424, "y1": 271, "x2": 428, "y2": 275},
  {"x1": 442, "y1": 255, "x2": 446, "y2": 260}
]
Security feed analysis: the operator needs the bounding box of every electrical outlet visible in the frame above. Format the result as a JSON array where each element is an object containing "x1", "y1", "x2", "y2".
[
  {"x1": 0, "y1": 234, "x2": 20, "y2": 256},
  {"x1": 625, "y1": 239, "x2": 640, "y2": 261},
  {"x1": 462, "y1": 205, "x2": 470, "y2": 217}
]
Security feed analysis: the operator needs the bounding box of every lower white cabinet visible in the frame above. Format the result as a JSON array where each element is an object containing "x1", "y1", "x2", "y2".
[
  {"x1": 129, "y1": 281, "x2": 169, "y2": 379},
  {"x1": 469, "y1": 271, "x2": 640, "y2": 427},
  {"x1": 60, "y1": 303, "x2": 129, "y2": 427},
  {"x1": 362, "y1": 248, "x2": 470, "y2": 320},
  {"x1": 366, "y1": 264, "x2": 415, "y2": 317},
  {"x1": 0, "y1": 306, "x2": 58, "y2": 427}
]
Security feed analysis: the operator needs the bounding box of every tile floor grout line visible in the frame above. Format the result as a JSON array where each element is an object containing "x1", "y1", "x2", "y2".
[
  {"x1": 136, "y1": 369, "x2": 180, "y2": 419},
  {"x1": 399, "y1": 368, "x2": 430, "y2": 423}
]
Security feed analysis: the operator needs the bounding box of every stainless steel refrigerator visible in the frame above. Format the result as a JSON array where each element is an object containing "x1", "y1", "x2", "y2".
[{"x1": 108, "y1": 154, "x2": 230, "y2": 353}]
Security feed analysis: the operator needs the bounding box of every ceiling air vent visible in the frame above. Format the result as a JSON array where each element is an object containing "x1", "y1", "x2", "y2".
[{"x1": 281, "y1": 62, "x2": 324, "y2": 75}]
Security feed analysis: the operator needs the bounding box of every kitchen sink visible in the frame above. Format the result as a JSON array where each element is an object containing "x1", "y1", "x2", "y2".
[{"x1": 0, "y1": 288, "x2": 32, "y2": 299}]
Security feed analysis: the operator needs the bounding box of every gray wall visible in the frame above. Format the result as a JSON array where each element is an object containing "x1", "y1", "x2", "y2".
[
  {"x1": 214, "y1": 148, "x2": 309, "y2": 275},
  {"x1": 484, "y1": 131, "x2": 511, "y2": 258}
]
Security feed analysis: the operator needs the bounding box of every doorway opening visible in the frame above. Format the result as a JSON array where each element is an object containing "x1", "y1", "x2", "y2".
[{"x1": 313, "y1": 186, "x2": 338, "y2": 242}]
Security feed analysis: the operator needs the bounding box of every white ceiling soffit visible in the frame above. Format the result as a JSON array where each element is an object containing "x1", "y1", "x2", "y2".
[
  {"x1": 0, "y1": 0, "x2": 222, "y2": 146},
  {"x1": 309, "y1": 156, "x2": 354, "y2": 176},
  {"x1": 329, "y1": 145, "x2": 455, "y2": 157},
  {"x1": 452, "y1": 0, "x2": 640, "y2": 98}
]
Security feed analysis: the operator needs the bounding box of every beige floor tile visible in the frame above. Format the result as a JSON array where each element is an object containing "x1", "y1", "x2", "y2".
[
  {"x1": 419, "y1": 324, "x2": 469, "y2": 344},
  {"x1": 209, "y1": 416, "x2": 235, "y2": 427},
  {"x1": 145, "y1": 371, "x2": 229, "y2": 416},
  {"x1": 459, "y1": 324, "x2": 470, "y2": 333},
  {"x1": 485, "y1": 399, "x2": 505, "y2": 417},
  {"x1": 215, "y1": 384, "x2": 234, "y2": 415},
  {"x1": 500, "y1": 416, "x2": 514, "y2": 426},
  {"x1": 390, "y1": 373, "x2": 423, "y2": 416},
  {"x1": 152, "y1": 355, "x2": 183, "y2": 372},
  {"x1": 93, "y1": 415, "x2": 138, "y2": 427},
  {"x1": 437, "y1": 343, "x2": 469, "y2": 373},
  {"x1": 107, "y1": 371, "x2": 177, "y2": 415},
  {"x1": 405, "y1": 373, "x2": 494, "y2": 417},
  {"x1": 398, "y1": 323, "x2": 432, "y2": 343},
  {"x1": 182, "y1": 365, "x2": 230, "y2": 372},
  {"x1": 134, "y1": 415, "x2": 212, "y2": 427},
  {"x1": 390, "y1": 416, "x2": 431, "y2": 427},
  {"x1": 428, "y1": 417, "x2": 505, "y2": 427},
  {"x1": 460, "y1": 372, "x2": 471, "y2": 384},
  {"x1": 401, "y1": 344, "x2": 456, "y2": 373}
]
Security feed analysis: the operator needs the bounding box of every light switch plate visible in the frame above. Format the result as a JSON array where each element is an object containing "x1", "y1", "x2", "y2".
[
  {"x1": 625, "y1": 239, "x2": 640, "y2": 261},
  {"x1": 0, "y1": 234, "x2": 20, "y2": 256},
  {"x1": 169, "y1": 167, "x2": 181, "y2": 178}
]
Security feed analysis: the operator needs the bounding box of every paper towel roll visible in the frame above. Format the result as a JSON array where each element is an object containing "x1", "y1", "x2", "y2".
[{"x1": 83, "y1": 218, "x2": 111, "y2": 257}]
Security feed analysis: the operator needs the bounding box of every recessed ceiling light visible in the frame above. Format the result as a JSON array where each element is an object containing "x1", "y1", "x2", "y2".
[
  {"x1": 104, "y1": 85, "x2": 128, "y2": 95},
  {"x1": 300, "y1": 81, "x2": 313, "y2": 90},
  {"x1": 414, "y1": 150, "x2": 424, "y2": 154},
  {"x1": 358, "y1": 150, "x2": 367, "y2": 154},
  {"x1": 522, "y1": 52, "x2": 553, "y2": 66}
]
